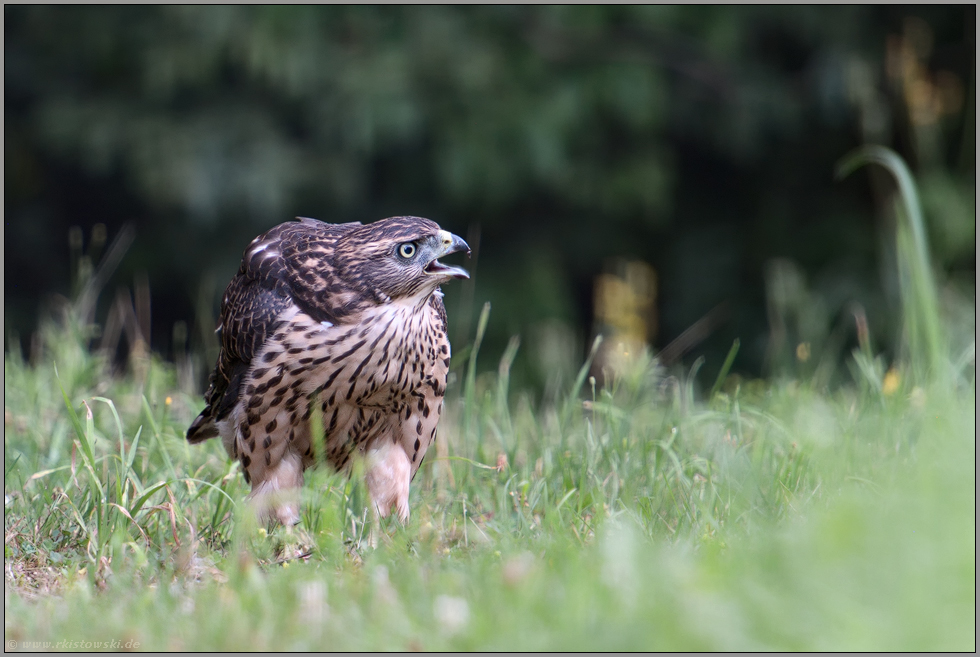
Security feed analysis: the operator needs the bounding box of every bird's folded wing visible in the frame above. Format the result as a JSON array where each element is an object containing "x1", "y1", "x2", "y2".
[{"x1": 191, "y1": 219, "x2": 362, "y2": 436}]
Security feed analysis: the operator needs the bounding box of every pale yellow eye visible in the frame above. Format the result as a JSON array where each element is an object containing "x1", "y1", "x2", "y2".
[{"x1": 398, "y1": 243, "x2": 417, "y2": 259}]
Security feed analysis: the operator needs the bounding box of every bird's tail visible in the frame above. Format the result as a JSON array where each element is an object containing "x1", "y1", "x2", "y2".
[{"x1": 186, "y1": 409, "x2": 219, "y2": 444}]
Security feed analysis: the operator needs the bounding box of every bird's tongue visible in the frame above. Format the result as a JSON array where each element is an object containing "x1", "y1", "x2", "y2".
[{"x1": 426, "y1": 259, "x2": 470, "y2": 279}]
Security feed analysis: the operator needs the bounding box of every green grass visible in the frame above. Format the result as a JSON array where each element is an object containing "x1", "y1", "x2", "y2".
[{"x1": 4, "y1": 149, "x2": 975, "y2": 650}]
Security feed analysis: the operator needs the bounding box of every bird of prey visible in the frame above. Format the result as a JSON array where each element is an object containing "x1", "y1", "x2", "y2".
[{"x1": 187, "y1": 216, "x2": 469, "y2": 525}]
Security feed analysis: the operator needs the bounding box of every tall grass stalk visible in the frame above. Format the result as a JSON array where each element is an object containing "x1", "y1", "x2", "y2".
[{"x1": 836, "y1": 146, "x2": 946, "y2": 382}]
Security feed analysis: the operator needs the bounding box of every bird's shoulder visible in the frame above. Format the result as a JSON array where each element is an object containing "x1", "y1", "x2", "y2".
[{"x1": 234, "y1": 217, "x2": 366, "y2": 324}]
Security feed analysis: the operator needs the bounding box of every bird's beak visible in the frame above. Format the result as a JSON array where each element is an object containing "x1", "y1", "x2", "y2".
[{"x1": 425, "y1": 230, "x2": 470, "y2": 279}]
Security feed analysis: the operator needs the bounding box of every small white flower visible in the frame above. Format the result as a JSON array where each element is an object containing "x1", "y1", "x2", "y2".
[
  {"x1": 433, "y1": 595, "x2": 470, "y2": 636},
  {"x1": 298, "y1": 581, "x2": 328, "y2": 624}
]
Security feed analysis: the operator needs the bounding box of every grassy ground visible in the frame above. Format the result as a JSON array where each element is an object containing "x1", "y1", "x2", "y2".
[
  {"x1": 5, "y1": 308, "x2": 975, "y2": 651},
  {"x1": 4, "y1": 152, "x2": 976, "y2": 650}
]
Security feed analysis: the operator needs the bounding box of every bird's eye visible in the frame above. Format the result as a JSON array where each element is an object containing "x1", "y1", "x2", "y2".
[{"x1": 398, "y1": 243, "x2": 417, "y2": 259}]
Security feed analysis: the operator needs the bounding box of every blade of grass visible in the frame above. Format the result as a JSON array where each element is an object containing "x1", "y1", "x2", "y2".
[
  {"x1": 92, "y1": 397, "x2": 128, "y2": 502},
  {"x1": 710, "y1": 339, "x2": 740, "y2": 400},
  {"x1": 562, "y1": 335, "x2": 603, "y2": 424},
  {"x1": 495, "y1": 335, "x2": 521, "y2": 450},
  {"x1": 92, "y1": 397, "x2": 125, "y2": 461},
  {"x1": 836, "y1": 146, "x2": 945, "y2": 381},
  {"x1": 142, "y1": 395, "x2": 178, "y2": 481},
  {"x1": 125, "y1": 426, "x2": 143, "y2": 477},
  {"x1": 129, "y1": 481, "x2": 170, "y2": 517},
  {"x1": 463, "y1": 301, "x2": 492, "y2": 442},
  {"x1": 55, "y1": 365, "x2": 95, "y2": 468}
]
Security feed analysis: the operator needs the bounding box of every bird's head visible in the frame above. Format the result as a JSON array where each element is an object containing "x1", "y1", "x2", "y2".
[{"x1": 334, "y1": 216, "x2": 470, "y2": 302}]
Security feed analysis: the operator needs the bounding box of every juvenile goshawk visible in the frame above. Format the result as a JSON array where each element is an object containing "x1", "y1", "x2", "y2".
[{"x1": 187, "y1": 216, "x2": 469, "y2": 525}]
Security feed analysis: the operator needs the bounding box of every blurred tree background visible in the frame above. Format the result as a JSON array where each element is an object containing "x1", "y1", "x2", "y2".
[{"x1": 5, "y1": 6, "x2": 975, "y2": 394}]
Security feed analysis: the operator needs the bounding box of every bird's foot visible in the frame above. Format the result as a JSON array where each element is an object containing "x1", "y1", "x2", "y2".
[{"x1": 270, "y1": 523, "x2": 315, "y2": 563}]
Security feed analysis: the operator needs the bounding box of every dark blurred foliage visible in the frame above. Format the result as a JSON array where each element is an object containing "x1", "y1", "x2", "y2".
[{"x1": 5, "y1": 6, "x2": 975, "y2": 393}]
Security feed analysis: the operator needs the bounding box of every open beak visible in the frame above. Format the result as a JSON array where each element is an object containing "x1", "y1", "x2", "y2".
[{"x1": 425, "y1": 230, "x2": 470, "y2": 279}]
